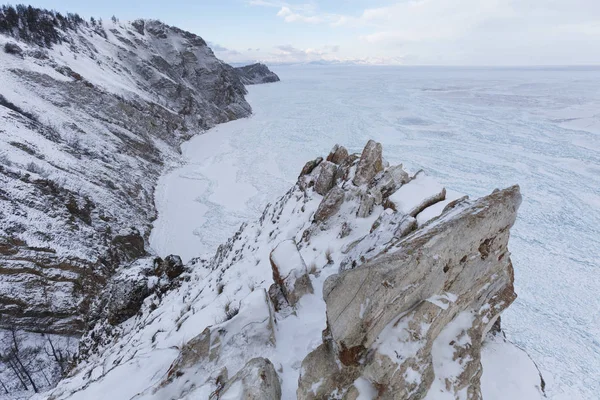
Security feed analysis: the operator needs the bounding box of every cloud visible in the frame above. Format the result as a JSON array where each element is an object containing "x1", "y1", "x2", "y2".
[
  {"x1": 208, "y1": 42, "x2": 230, "y2": 52},
  {"x1": 276, "y1": 6, "x2": 342, "y2": 24},
  {"x1": 237, "y1": 0, "x2": 600, "y2": 65},
  {"x1": 208, "y1": 42, "x2": 241, "y2": 56},
  {"x1": 249, "y1": 0, "x2": 344, "y2": 25}
]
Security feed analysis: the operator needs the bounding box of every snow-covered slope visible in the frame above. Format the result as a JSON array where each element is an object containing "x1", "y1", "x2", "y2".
[
  {"x1": 40, "y1": 142, "x2": 544, "y2": 399},
  {"x1": 0, "y1": 10, "x2": 251, "y2": 336},
  {"x1": 0, "y1": 7, "x2": 266, "y2": 395}
]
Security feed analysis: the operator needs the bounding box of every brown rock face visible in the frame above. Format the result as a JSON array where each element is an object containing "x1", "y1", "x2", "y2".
[
  {"x1": 314, "y1": 186, "x2": 345, "y2": 223},
  {"x1": 299, "y1": 157, "x2": 323, "y2": 177},
  {"x1": 327, "y1": 144, "x2": 349, "y2": 165},
  {"x1": 315, "y1": 161, "x2": 338, "y2": 196},
  {"x1": 353, "y1": 140, "x2": 383, "y2": 186},
  {"x1": 299, "y1": 185, "x2": 523, "y2": 399}
]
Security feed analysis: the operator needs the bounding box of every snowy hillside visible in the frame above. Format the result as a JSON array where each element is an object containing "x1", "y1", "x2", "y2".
[
  {"x1": 0, "y1": 5, "x2": 281, "y2": 395},
  {"x1": 40, "y1": 142, "x2": 544, "y2": 399},
  {"x1": 0, "y1": 7, "x2": 251, "y2": 335}
]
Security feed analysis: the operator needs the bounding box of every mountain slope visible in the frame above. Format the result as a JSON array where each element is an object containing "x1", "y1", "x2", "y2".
[{"x1": 0, "y1": 8, "x2": 251, "y2": 336}]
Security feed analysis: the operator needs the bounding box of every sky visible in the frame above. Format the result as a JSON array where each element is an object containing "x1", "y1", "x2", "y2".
[{"x1": 29, "y1": 0, "x2": 600, "y2": 65}]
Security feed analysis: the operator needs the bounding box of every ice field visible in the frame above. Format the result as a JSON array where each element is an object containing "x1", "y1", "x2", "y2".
[{"x1": 150, "y1": 66, "x2": 600, "y2": 399}]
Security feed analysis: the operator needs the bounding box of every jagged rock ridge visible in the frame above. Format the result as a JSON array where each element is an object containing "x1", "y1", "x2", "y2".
[
  {"x1": 234, "y1": 63, "x2": 280, "y2": 85},
  {"x1": 43, "y1": 141, "x2": 545, "y2": 399}
]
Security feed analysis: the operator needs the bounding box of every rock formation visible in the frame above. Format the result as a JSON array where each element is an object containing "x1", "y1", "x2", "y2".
[
  {"x1": 234, "y1": 63, "x2": 280, "y2": 85},
  {"x1": 41, "y1": 141, "x2": 544, "y2": 400}
]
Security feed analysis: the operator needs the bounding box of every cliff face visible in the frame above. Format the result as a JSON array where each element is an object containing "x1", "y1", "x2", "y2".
[
  {"x1": 43, "y1": 142, "x2": 544, "y2": 400},
  {"x1": 234, "y1": 63, "x2": 280, "y2": 85},
  {"x1": 0, "y1": 13, "x2": 252, "y2": 335}
]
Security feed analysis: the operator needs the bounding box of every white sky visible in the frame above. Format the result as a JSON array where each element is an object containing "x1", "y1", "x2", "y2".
[{"x1": 33, "y1": 0, "x2": 600, "y2": 65}]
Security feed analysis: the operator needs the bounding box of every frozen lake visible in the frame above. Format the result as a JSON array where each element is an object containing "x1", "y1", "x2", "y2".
[{"x1": 150, "y1": 66, "x2": 600, "y2": 399}]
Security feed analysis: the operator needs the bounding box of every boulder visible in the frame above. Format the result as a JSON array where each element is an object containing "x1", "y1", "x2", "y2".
[
  {"x1": 353, "y1": 140, "x2": 383, "y2": 186},
  {"x1": 370, "y1": 164, "x2": 411, "y2": 199},
  {"x1": 315, "y1": 161, "x2": 338, "y2": 195},
  {"x1": 297, "y1": 343, "x2": 359, "y2": 399},
  {"x1": 156, "y1": 254, "x2": 185, "y2": 280},
  {"x1": 269, "y1": 240, "x2": 314, "y2": 307},
  {"x1": 4, "y1": 42, "x2": 23, "y2": 56},
  {"x1": 220, "y1": 357, "x2": 282, "y2": 400},
  {"x1": 105, "y1": 267, "x2": 151, "y2": 326},
  {"x1": 314, "y1": 186, "x2": 345, "y2": 223},
  {"x1": 326, "y1": 144, "x2": 349, "y2": 165},
  {"x1": 299, "y1": 157, "x2": 323, "y2": 177}
]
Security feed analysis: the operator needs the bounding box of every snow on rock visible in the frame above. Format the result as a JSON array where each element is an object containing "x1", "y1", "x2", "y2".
[
  {"x1": 416, "y1": 190, "x2": 466, "y2": 227},
  {"x1": 234, "y1": 63, "x2": 280, "y2": 85},
  {"x1": 389, "y1": 170, "x2": 447, "y2": 217},
  {"x1": 0, "y1": 7, "x2": 286, "y2": 394},
  {"x1": 0, "y1": 8, "x2": 254, "y2": 337},
  {"x1": 269, "y1": 239, "x2": 314, "y2": 307},
  {"x1": 35, "y1": 141, "x2": 545, "y2": 400}
]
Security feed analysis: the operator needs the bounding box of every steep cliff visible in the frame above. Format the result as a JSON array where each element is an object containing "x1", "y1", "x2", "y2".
[
  {"x1": 41, "y1": 142, "x2": 544, "y2": 399},
  {"x1": 0, "y1": 7, "x2": 252, "y2": 336}
]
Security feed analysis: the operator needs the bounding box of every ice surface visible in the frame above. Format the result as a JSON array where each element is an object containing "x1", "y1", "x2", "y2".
[{"x1": 150, "y1": 66, "x2": 600, "y2": 399}]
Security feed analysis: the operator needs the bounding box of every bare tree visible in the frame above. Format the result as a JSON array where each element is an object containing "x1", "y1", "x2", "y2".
[
  {"x1": 1, "y1": 354, "x2": 28, "y2": 391},
  {"x1": 7, "y1": 328, "x2": 38, "y2": 393},
  {"x1": 44, "y1": 335, "x2": 68, "y2": 376},
  {"x1": 0, "y1": 376, "x2": 8, "y2": 394}
]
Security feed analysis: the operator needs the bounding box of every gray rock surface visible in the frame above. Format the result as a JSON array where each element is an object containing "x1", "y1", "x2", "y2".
[
  {"x1": 314, "y1": 186, "x2": 345, "y2": 222},
  {"x1": 299, "y1": 185, "x2": 523, "y2": 399},
  {"x1": 315, "y1": 161, "x2": 338, "y2": 195},
  {"x1": 234, "y1": 63, "x2": 280, "y2": 85},
  {"x1": 353, "y1": 139, "x2": 383, "y2": 186},
  {"x1": 220, "y1": 358, "x2": 282, "y2": 400},
  {"x1": 0, "y1": 18, "x2": 252, "y2": 335},
  {"x1": 269, "y1": 239, "x2": 314, "y2": 307}
]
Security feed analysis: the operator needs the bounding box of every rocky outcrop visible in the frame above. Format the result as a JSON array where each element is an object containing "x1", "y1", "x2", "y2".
[
  {"x1": 269, "y1": 240, "x2": 314, "y2": 307},
  {"x1": 0, "y1": 13, "x2": 252, "y2": 334},
  {"x1": 219, "y1": 358, "x2": 281, "y2": 400},
  {"x1": 234, "y1": 63, "x2": 280, "y2": 85},
  {"x1": 315, "y1": 161, "x2": 338, "y2": 195},
  {"x1": 299, "y1": 185, "x2": 521, "y2": 399},
  {"x1": 353, "y1": 139, "x2": 383, "y2": 186},
  {"x1": 43, "y1": 142, "x2": 543, "y2": 400}
]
